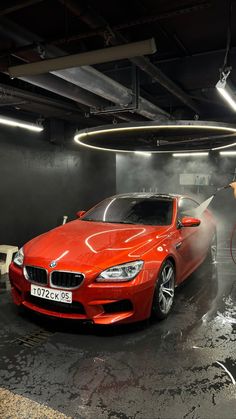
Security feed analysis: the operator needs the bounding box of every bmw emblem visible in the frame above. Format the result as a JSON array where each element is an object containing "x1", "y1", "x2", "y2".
[{"x1": 50, "y1": 260, "x2": 57, "y2": 268}]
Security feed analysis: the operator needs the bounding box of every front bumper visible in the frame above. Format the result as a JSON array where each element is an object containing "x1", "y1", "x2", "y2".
[{"x1": 9, "y1": 263, "x2": 156, "y2": 324}]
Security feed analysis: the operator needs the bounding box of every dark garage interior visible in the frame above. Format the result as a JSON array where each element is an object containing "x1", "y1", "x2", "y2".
[{"x1": 1, "y1": 1, "x2": 236, "y2": 418}]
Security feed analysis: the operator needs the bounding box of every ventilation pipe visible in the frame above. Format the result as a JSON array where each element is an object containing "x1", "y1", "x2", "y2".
[{"x1": 0, "y1": 16, "x2": 169, "y2": 120}]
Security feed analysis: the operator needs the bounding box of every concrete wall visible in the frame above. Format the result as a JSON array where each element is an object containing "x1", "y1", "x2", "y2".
[{"x1": 0, "y1": 125, "x2": 116, "y2": 246}]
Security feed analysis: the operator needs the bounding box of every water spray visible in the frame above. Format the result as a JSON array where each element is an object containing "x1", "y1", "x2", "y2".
[
  {"x1": 191, "y1": 182, "x2": 236, "y2": 218},
  {"x1": 191, "y1": 182, "x2": 236, "y2": 265}
]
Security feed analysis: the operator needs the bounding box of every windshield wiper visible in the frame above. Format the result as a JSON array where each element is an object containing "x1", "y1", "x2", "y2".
[
  {"x1": 81, "y1": 219, "x2": 137, "y2": 224},
  {"x1": 112, "y1": 221, "x2": 137, "y2": 225}
]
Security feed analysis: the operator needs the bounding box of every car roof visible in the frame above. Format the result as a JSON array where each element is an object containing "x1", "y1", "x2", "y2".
[{"x1": 112, "y1": 193, "x2": 180, "y2": 199}]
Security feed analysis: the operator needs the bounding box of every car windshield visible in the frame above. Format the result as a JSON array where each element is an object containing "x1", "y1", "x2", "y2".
[{"x1": 81, "y1": 196, "x2": 173, "y2": 226}]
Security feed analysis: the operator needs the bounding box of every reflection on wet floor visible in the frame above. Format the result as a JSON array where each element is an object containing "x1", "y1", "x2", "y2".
[{"x1": 0, "y1": 250, "x2": 236, "y2": 419}]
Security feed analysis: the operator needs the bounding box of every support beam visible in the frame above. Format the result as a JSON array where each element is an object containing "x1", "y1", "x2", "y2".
[{"x1": 0, "y1": 0, "x2": 44, "y2": 16}]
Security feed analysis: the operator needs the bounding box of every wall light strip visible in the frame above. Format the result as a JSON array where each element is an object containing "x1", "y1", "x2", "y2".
[
  {"x1": 0, "y1": 115, "x2": 43, "y2": 132},
  {"x1": 172, "y1": 152, "x2": 209, "y2": 157},
  {"x1": 220, "y1": 151, "x2": 236, "y2": 156}
]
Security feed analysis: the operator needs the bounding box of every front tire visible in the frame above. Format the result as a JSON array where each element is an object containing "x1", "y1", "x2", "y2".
[{"x1": 152, "y1": 260, "x2": 175, "y2": 320}]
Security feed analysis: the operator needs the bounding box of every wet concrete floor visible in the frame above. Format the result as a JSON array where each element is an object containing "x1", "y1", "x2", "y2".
[{"x1": 0, "y1": 250, "x2": 236, "y2": 419}]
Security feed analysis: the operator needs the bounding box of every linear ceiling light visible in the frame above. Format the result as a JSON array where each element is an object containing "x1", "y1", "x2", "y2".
[
  {"x1": 0, "y1": 115, "x2": 43, "y2": 132},
  {"x1": 172, "y1": 152, "x2": 209, "y2": 157},
  {"x1": 8, "y1": 38, "x2": 156, "y2": 78},
  {"x1": 216, "y1": 0, "x2": 235, "y2": 112},
  {"x1": 216, "y1": 77, "x2": 236, "y2": 112},
  {"x1": 220, "y1": 151, "x2": 236, "y2": 156},
  {"x1": 134, "y1": 151, "x2": 152, "y2": 157}
]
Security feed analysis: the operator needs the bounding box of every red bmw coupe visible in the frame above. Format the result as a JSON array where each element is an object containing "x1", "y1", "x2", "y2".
[{"x1": 9, "y1": 193, "x2": 216, "y2": 325}]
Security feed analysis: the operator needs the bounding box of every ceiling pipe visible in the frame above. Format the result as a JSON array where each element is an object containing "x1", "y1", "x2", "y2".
[
  {"x1": 19, "y1": 74, "x2": 109, "y2": 108},
  {"x1": 0, "y1": 82, "x2": 100, "y2": 124},
  {"x1": 61, "y1": 0, "x2": 200, "y2": 114},
  {"x1": 0, "y1": 16, "x2": 169, "y2": 121},
  {"x1": 52, "y1": 66, "x2": 169, "y2": 119},
  {"x1": 0, "y1": 82, "x2": 83, "y2": 113}
]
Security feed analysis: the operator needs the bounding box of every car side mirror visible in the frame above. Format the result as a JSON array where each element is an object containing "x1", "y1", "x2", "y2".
[
  {"x1": 181, "y1": 216, "x2": 201, "y2": 227},
  {"x1": 76, "y1": 210, "x2": 86, "y2": 218}
]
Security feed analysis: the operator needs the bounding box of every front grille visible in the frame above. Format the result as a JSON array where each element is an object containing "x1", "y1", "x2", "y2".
[
  {"x1": 103, "y1": 299, "x2": 133, "y2": 313},
  {"x1": 25, "y1": 266, "x2": 47, "y2": 285},
  {"x1": 27, "y1": 295, "x2": 86, "y2": 314},
  {"x1": 51, "y1": 271, "x2": 84, "y2": 288}
]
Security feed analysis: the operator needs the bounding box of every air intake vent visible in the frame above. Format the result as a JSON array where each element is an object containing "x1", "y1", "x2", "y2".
[
  {"x1": 25, "y1": 266, "x2": 47, "y2": 285},
  {"x1": 51, "y1": 271, "x2": 84, "y2": 288}
]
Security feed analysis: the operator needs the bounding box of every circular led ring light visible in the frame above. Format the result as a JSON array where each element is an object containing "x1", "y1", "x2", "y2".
[{"x1": 74, "y1": 120, "x2": 236, "y2": 153}]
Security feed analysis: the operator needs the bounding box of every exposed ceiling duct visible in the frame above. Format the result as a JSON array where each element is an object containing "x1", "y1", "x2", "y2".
[
  {"x1": 19, "y1": 74, "x2": 109, "y2": 109},
  {"x1": 0, "y1": 82, "x2": 101, "y2": 124},
  {"x1": 0, "y1": 16, "x2": 169, "y2": 121},
  {"x1": 52, "y1": 66, "x2": 169, "y2": 120},
  {"x1": 60, "y1": 0, "x2": 200, "y2": 115}
]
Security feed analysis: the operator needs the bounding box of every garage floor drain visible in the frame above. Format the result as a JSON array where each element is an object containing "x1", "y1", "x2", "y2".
[{"x1": 13, "y1": 330, "x2": 54, "y2": 348}]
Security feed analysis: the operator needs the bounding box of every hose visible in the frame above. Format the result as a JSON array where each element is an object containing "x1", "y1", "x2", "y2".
[{"x1": 230, "y1": 223, "x2": 236, "y2": 265}]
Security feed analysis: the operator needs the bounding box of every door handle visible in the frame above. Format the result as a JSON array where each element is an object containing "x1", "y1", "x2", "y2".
[{"x1": 175, "y1": 241, "x2": 182, "y2": 249}]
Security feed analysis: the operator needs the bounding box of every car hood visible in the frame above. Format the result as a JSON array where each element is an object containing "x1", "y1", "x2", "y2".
[{"x1": 24, "y1": 220, "x2": 172, "y2": 270}]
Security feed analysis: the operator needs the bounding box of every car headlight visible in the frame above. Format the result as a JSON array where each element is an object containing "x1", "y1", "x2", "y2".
[
  {"x1": 96, "y1": 260, "x2": 144, "y2": 282},
  {"x1": 13, "y1": 247, "x2": 24, "y2": 267}
]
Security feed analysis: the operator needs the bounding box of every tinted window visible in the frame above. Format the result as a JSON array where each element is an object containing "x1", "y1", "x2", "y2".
[
  {"x1": 82, "y1": 197, "x2": 173, "y2": 226},
  {"x1": 178, "y1": 198, "x2": 200, "y2": 217}
]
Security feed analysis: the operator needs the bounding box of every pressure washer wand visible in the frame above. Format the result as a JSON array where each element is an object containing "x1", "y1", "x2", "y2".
[
  {"x1": 216, "y1": 185, "x2": 232, "y2": 193},
  {"x1": 191, "y1": 183, "x2": 236, "y2": 218}
]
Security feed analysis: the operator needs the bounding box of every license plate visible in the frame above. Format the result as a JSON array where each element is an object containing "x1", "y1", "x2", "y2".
[{"x1": 30, "y1": 284, "x2": 72, "y2": 304}]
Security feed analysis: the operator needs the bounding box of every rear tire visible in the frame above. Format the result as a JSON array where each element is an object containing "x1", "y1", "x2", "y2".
[{"x1": 152, "y1": 260, "x2": 175, "y2": 320}]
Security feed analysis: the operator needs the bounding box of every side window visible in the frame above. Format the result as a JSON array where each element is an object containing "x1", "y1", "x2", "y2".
[{"x1": 178, "y1": 198, "x2": 199, "y2": 219}]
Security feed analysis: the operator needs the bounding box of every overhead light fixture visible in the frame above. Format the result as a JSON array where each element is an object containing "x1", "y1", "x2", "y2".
[
  {"x1": 0, "y1": 115, "x2": 43, "y2": 132},
  {"x1": 134, "y1": 151, "x2": 152, "y2": 157},
  {"x1": 172, "y1": 152, "x2": 209, "y2": 157},
  {"x1": 216, "y1": 74, "x2": 236, "y2": 112},
  {"x1": 216, "y1": 0, "x2": 234, "y2": 112},
  {"x1": 74, "y1": 121, "x2": 236, "y2": 153},
  {"x1": 220, "y1": 151, "x2": 236, "y2": 156},
  {"x1": 8, "y1": 38, "x2": 156, "y2": 78}
]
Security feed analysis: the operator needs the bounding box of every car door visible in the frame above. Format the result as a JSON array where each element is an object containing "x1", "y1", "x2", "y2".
[{"x1": 175, "y1": 197, "x2": 203, "y2": 281}]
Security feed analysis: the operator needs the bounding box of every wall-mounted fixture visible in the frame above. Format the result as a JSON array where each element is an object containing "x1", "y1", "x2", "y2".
[{"x1": 0, "y1": 115, "x2": 43, "y2": 132}]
